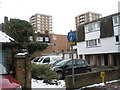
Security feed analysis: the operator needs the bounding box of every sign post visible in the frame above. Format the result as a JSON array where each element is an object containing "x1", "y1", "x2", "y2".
[
  {"x1": 100, "y1": 72, "x2": 105, "y2": 84},
  {"x1": 67, "y1": 30, "x2": 76, "y2": 89}
]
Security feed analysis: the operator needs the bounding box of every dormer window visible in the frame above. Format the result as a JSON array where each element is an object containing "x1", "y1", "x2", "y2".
[
  {"x1": 112, "y1": 16, "x2": 120, "y2": 26},
  {"x1": 84, "y1": 21, "x2": 100, "y2": 33}
]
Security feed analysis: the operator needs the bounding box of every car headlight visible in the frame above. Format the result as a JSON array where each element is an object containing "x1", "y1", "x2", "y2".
[{"x1": 15, "y1": 86, "x2": 22, "y2": 90}]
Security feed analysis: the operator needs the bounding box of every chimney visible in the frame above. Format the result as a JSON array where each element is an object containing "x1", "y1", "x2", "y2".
[{"x1": 4, "y1": 16, "x2": 9, "y2": 32}]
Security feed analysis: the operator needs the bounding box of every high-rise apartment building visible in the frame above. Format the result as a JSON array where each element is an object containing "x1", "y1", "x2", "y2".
[
  {"x1": 29, "y1": 13, "x2": 52, "y2": 34},
  {"x1": 75, "y1": 12, "x2": 102, "y2": 29}
]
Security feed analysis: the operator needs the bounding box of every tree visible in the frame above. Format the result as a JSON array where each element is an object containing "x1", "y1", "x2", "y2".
[
  {"x1": 7, "y1": 18, "x2": 34, "y2": 43},
  {"x1": 5, "y1": 18, "x2": 48, "y2": 54}
]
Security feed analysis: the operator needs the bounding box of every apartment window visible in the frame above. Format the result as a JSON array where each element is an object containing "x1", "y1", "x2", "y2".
[
  {"x1": 45, "y1": 37, "x2": 49, "y2": 42},
  {"x1": 86, "y1": 38, "x2": 101, "y2": 47},
  {"x1": 36, "y1": 37, "x2": 43, "y2": 42},
  {"x1": 53, "y1": 36, "x2": 57, "y2": 40},
  {"x1": 53, "y1": 43, "x2": 57, "y2": 47},
  {"x1": 84, "y1": 21, "x2": 100, "y2": 33},
  {"x1": 115, "y1": 35, "x2": 120, "y2": 44},
  {"x1": 116, "y1": 35, "x2": 119, "y2": 42},
  {"x1": 113, "y1": 16, "x2": 120, "y2": 26}
]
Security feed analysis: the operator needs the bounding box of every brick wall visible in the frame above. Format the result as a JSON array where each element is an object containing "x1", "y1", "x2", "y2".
[
  {"x1": 65, "y1": 68, "x2": 120, "y2": 90},
  {"x1": 14, "y1": 54, "x2": 31, "y2": 89}
]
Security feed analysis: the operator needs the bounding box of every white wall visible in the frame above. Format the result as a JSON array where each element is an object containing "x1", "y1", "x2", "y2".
[
  {"x1": 77, "y1": 36, "x2": 120, "y2": 55},
  {"x1": 85, "y1": 31, "x2": 100, "y2": 40}
]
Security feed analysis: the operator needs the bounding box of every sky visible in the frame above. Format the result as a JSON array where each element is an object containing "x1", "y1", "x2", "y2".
[{"x1": 0, "y1": 0, "x2": 120, "y2": 35}]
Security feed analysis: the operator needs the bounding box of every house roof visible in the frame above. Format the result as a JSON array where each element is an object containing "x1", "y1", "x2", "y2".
[{"x1": 0, "y1": 31, "x2": 14, "y2": 43}]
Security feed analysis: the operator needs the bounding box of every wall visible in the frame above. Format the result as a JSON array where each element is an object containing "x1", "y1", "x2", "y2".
[
  {"x1": 14, "y1": 54, "x2": 31, "y2": 89},
  {"x1": 77, "y1": 36, "x2": 119, "y2": 55},
  {"x1": 65, "y1": 68, "x2": 120, "y2": 90}
]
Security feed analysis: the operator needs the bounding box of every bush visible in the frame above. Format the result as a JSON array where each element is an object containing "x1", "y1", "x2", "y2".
[{"x1": 31, "y1": 63, "x2": 59, "y2": 84}]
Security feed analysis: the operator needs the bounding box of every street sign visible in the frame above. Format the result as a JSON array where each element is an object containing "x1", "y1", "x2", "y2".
[{"x1": 67, "y1": 31, "x2": 75, "y2": 42}]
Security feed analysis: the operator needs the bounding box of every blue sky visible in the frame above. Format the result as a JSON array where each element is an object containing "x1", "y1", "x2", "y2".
[{"x1": 0, "y1": 0, "x2": 120, "y2": 35}]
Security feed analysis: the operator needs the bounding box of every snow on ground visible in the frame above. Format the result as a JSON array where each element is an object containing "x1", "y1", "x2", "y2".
[
  {"x1": 32, "y1": 78, "x2": 120, "y2": 90},
  {"x1": 32, "y1": 79, "x2": 66, "y2": 89}
]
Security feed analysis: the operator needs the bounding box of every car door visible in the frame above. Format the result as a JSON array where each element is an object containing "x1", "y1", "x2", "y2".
[
  {"x1": 74, "y1": 59, "x2": 86, "y2": 74},
  {"x1": 42, "y1": 57, "x2": 50, "y2": 64},
  {"x1": 64, "y1": 60, "x2": 75, "y2": 75}
]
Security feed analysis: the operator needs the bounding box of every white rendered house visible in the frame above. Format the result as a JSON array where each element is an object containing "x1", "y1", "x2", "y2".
[{"x1": 76, "y1": 12, "x2": 120, "y2": 66}]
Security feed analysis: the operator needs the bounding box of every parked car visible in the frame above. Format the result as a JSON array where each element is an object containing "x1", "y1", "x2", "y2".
[
  {"x1": 49, "y1": 59, "x2": 63, "y2": 66},
  {"x1": 0, "y1": 63, "x2": 22, "y2": 89},
  {"x1": 36, "y1": 55, "x2": 63, "y2": 64},
  {"x1": 31, "y1": 56, "x2": 41, "y2": 63},
  {"x1": 51, "y1": 59, "x2": 92, "y2": 79}
]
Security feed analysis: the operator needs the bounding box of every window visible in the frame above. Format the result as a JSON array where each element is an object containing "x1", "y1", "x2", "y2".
[
  {"x1": 115, "y1": 35, "x2": 120, "y2": 44},
  {"x1": 53, "y1": 43, "x2": 57, "y2": 47},
  {"x1": 76, "y1": 60, "x2": 85, "y2": 65},
  {"x1": 45, "y1": 37, "x2": 49, "y2": 42},
  {"x1": 53, "y1": 36, "x2": 57, "y2": 40},
  {"x1": 43, "y1": 57, "x2": 50, "y2": 63},
  {"x1": 66, "y1": 60, "x2": 73, "y2": 66},
  {"x1": 84, "y1": 21, "x2": 100, "y2": 33},
  {"x1": 116, "y1": 36, "x2": 119, "y2": 42},
  {"x1": 36, "y1": 37, "x2": 43, "y2": 42},
  {"x1": 86, "y1": 38, "x2": 101, "y2": 47},
  {"x1": 113, "y1": 16, "x2": 120, "y2": 26}
]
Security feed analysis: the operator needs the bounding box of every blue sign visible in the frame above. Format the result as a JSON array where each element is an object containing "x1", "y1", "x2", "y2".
[{"x1": 67, "y1": 31, "x2": 75, "y2": 42}]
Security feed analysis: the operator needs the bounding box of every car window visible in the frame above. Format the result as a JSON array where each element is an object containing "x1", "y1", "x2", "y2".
[
  {"x1": 66, "y1": 60, "x2": 72, "y2": 66},
  {"x1": 76, "y1": 60, "x2": 85, "y2": 65},
  {"x1": 38, "y1": 57, "x2": 44, "y2": 62},
  {"x1": 49, "y1": 60, "x2": 56, "y2": 64},
  {"x1": 0, "y1": 64, "x2": 8, "y2": 75},
  {"x1": 66, "y1": 60, "x2": 75, "y2": 66},
  {"x1": 56, "y1": 60, "x2": 69, "y2": 66},
  {"x1": 32, "y1": 57, "x2": 40, "y2": 62},
  {"x1": 43, "y1": 57, "x2": 50, "y2": 63}
]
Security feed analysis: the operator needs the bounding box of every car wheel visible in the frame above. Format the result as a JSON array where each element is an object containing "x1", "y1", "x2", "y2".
[{"x1": 57, "y1": 72, "x2": 63, "y2": 79}]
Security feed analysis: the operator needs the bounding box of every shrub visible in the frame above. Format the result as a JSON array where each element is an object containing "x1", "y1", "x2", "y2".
[{"x1": 31, "y1": 63, "x2": 59, "y2": 83}]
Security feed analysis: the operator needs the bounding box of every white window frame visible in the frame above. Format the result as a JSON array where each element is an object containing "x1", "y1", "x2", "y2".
[
  {"x1": 36, "y1": 37, "x2": 43, "y2": 42},
  {"x1": 45, "y1": 37, "x2": 49, "y2": 42},
  {"x1": 84, "y1": 21, "x2": 100, "y2": 33},
  {"x1": 86, "y1": 38, "x2": 101, "y2": 48},
  {"x1": 112, "y1": 15, "x2": 120, "y2": 26}
]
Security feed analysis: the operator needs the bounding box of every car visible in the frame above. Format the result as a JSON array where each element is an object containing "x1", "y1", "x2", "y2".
[
  {"x1": 0, "y1": 63, "x2": 22, "y2": 89},
  {"x1": 36, "y1": 55, "x2": 63, "y2": 64},
  {"x1": 31, "y1": 56, "x2": 41, "y2": 63},
  {"x1": 51, "y1": 59, "x2": 92, "y2": 79},
  {"x1": 49, "y1": 59, "x2": 63, "y2": 66}
]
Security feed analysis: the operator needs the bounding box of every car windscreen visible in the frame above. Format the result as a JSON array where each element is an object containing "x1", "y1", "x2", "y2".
[
  {"x1": 0, "y1": 64, "x2": 9, "y2": 75},
  {"x1": 38, "y1": 57, "x2": 44, "y2": 62},
  {"x1": 49, "y1": 60, "x2": 56, "y2": 65},
  {"x1": 32, "y1": 57, "x2": 40, "y2": 62},
  {"x1": 49, "y1": 60, "x2": 62, "y2": 65},
  {"x1": 55, "y1": 60, "x2": 69, "y2": 66}
]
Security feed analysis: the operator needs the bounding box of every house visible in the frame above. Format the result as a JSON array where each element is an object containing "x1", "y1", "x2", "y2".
[
  {"x1": 76, "y1": 12, "x2": 120, "y2": 66},
  {"x1": 30, "y1": 33, "x2": 70, "y2": 58},
  {"x1": 0, "y1": 31, "x2": 14, "y2": 65}
]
